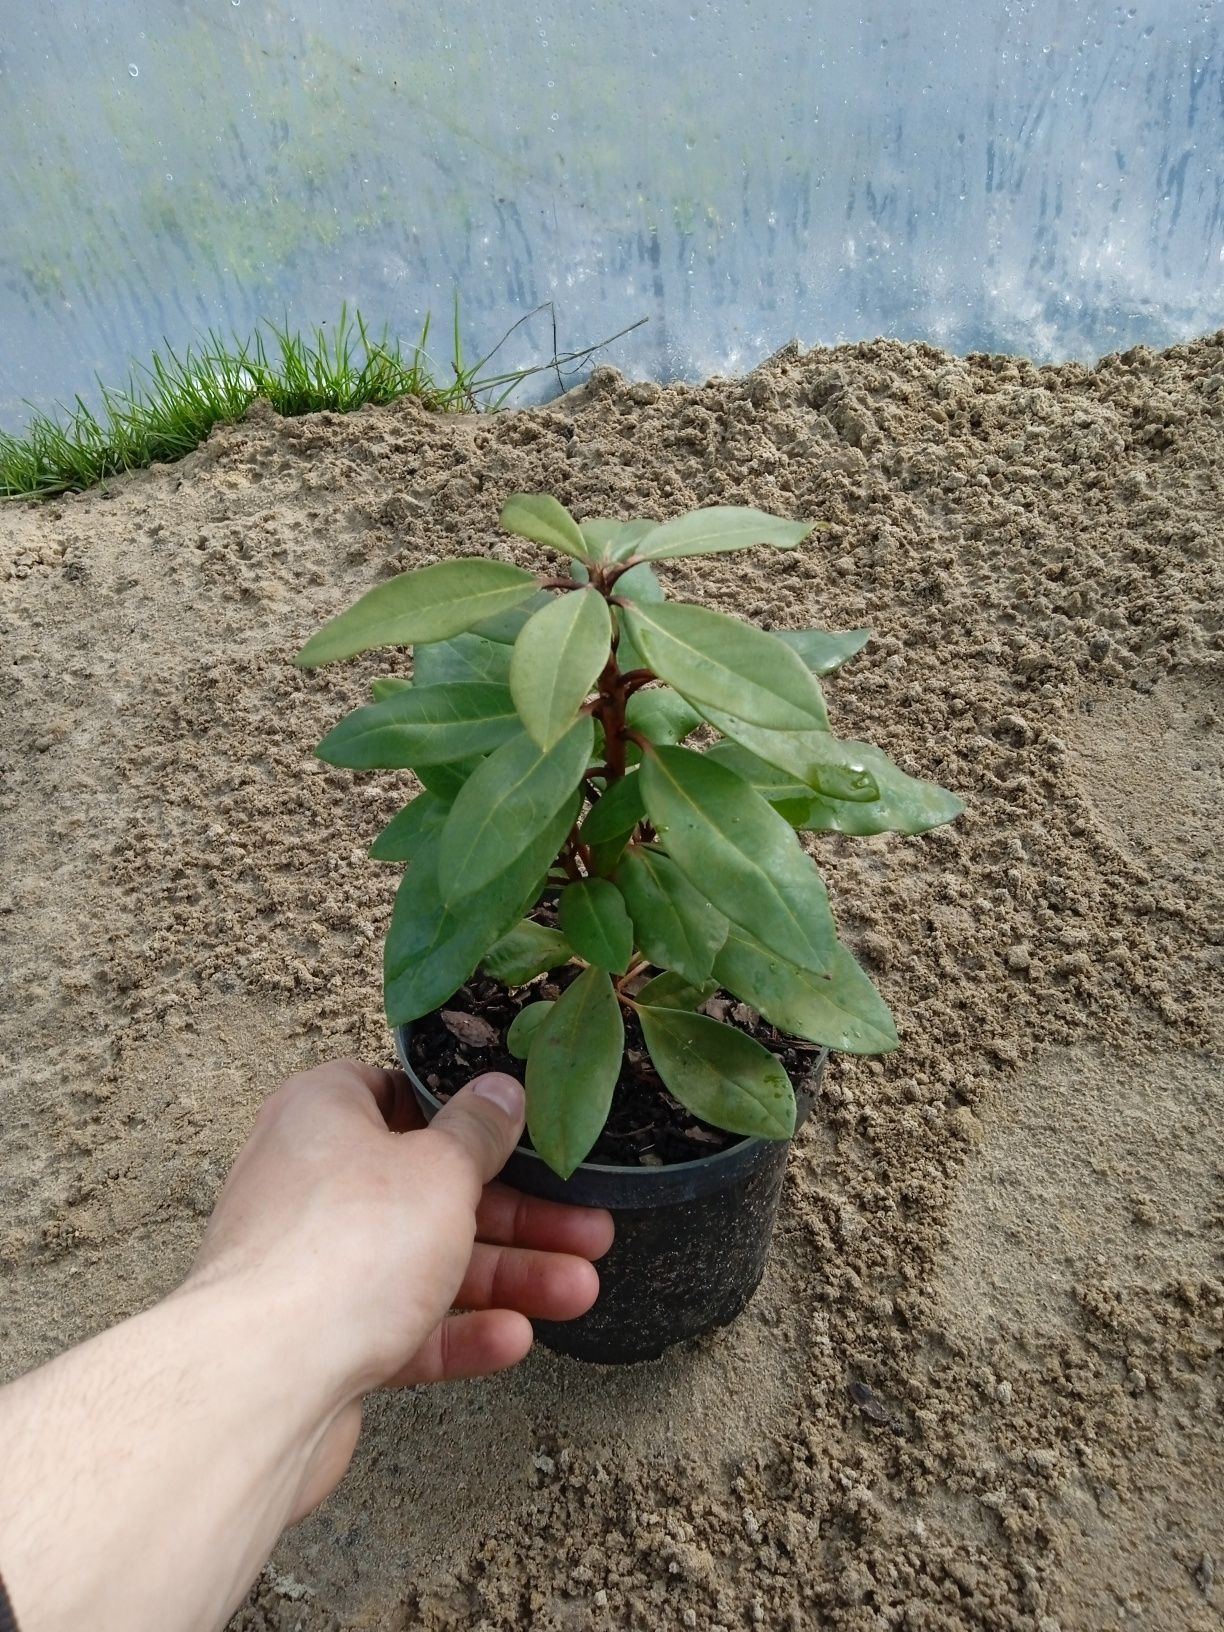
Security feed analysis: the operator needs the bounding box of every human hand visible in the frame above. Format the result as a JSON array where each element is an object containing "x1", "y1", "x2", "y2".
[{"x1": 186, "y1": 1059, "x2": 612, "y2": 1516}]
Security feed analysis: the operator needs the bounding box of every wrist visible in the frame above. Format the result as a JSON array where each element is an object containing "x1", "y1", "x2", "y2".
[{"x1": 174, "y1": 1256, "x2": 364, "y2": 1413}]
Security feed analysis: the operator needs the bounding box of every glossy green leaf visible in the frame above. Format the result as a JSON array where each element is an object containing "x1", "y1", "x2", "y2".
[
  {"x1": 622, "y1": 602, "x2": 829, "y2": 730},
  {"x1": 704, "y1": 740, "x2": 822, "y2": 822},
  {"x1": 797, "y1": 743, "x2": 964, "y2": 834},
  {"x1": 509, "y1": 588, "x2": 612, "y2": 750},
  {"x1": 470, "y1": 590, "x2": 554, "y2": 644},
  {"x1": 482, "y1": 919, "x2": 574, "y2": 985},
  {"x1": 368, "y1": 791, "x2": 450, "y2": 862},
  {"x1": 614, "y1": 561, "x2": 665, "y2": 603},
  {"x1": 507, "y1": 1000, "x2": 555, "y2": 1060},
  {"x1": 639, "y1": 746, "x2": 837, "y2": 975},
  {"x1": 383, "y1": 824, "x2": 566, "y2": 1026},
  {"x1": 501, "y1": 493, "x2": 590, "y2": 562},
  {"x1": 698, "y1": 706, "x2": 879, "y2": 802},
  {"x1": 526, "y1": 968, "x2": 624, "y2": 1177},
  {"x1": 439, "y1": 717, "x2": 593, "y2": 906},
  {"x1": 634, "y1": 971, "x2": 718, "y2": 1011},
  {"x1": 315, "y1": 684, "x2": 522, "y2": 769},
  {"x1": 775, "y1": 627, "x2": 871, "y2": 676},
  {"x1": 633, "y1": 506, "x2": 813, "y2": 563},
  {"x1": 580, "y1": 772, "x2": 645, "y2": 844},
  {"x1": 370, "y1": 676, "x2": 412, "y2": 702},
  {"x1": 559, "y1": 879, "x2": 634, "y2": 974},
  {"x1": 714, "y1": 924, "x2": 899, "y2": 1053},
  {"x1": 414, "y1": 632, "x2": 512, "y2": 687},
  {"x1": 706, "y1": 734, "x2": 962, "y2": 834},
  {"x1": 297, "y1": 560, "x2": 539, "y2": 667},
  {"x1": 615, "y1": 845, "x2": 727, "y2": 986},
  {"x1": 636, "y1": 1006, "x2": 796, "y2": 1139},
  {"x1": 417, "y1": 758, "x2": 481, "y2": 801},
  {"x1": 624, "y1": 689, "x2": 703, "y2": 748},
  {"x1": 579, "y1": 518, "x2": 655, "y2": 562}
]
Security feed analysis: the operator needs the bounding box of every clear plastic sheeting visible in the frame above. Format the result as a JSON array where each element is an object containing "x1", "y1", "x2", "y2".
[{"x1": 1, "y1": 0, "x2": 1220, "y2": 425}]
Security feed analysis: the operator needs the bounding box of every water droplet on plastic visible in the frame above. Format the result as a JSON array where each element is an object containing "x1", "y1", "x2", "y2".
[{"x1": 128, "y1": 63, "x2": 139, "y2": 77}]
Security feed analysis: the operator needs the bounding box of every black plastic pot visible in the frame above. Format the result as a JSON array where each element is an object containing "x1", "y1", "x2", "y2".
[{"x1": 395, "y1": 1020, "x2": 827, "y2": 1365}]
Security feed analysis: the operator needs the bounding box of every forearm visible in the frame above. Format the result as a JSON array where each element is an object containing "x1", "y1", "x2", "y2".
[{"x1": 0, "y1": 1273, "x2": 349, "y2": 1632}]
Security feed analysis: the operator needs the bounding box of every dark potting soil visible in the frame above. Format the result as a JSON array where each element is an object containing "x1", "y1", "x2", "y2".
[{"x1": 406, "y1": 966, "x2": 819, "y2": 1168}]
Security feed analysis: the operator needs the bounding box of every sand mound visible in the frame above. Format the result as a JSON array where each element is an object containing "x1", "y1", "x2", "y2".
[{"x1": 2, "y1": 333, "x2": 1222, "y2": 1630}]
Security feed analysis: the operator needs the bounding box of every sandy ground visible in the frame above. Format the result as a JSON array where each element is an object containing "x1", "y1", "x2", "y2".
[{"x1": 1, "y1": 335, "x2": 1222, "y2": 1631}]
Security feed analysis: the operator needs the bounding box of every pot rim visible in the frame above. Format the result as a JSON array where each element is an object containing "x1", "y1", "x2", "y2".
[{"x1": 394, "y1": 1017, "x2": 827, "y2": 1181}]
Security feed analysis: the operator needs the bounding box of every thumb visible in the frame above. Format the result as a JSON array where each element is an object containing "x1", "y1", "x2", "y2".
[{"x1": 429, "y1": 1073, "x2": 526, "y2": 1185}]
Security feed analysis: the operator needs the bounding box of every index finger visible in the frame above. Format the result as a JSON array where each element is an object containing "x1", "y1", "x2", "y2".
[{"x1": 292, "y1": 1059, "x2": 425, "y2": 1134}]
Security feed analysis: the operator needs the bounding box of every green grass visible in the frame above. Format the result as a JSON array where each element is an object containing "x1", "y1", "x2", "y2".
[{"x1": 0, "y1": 304, "x2": 645, "y2": 501}]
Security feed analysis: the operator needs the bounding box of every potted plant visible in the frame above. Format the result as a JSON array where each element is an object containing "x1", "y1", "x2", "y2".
[{"x1": 297, "y1": 495, "x2": 963, "y2": 1364}]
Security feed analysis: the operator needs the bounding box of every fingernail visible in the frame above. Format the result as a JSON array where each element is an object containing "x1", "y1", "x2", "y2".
[{"x1": 470, "y1": 1073, "x2": 525, "y2": 1118}]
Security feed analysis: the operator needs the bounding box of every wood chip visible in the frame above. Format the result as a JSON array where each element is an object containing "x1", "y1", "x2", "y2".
[
  {"x1": 703, "y1": 997, "x2": 731, "y2": 1022},
  {"x1": 731, "y1": 1002, "x2": 759, "y2": 1028},
  {"x1": 440, "y1": 1010, "x2": 499, "y2": 1048}
]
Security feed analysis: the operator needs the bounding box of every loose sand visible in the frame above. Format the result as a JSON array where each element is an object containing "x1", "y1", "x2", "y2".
[{"x1": 1, "y1": 335, "x2": 1221, "y2": 1630}]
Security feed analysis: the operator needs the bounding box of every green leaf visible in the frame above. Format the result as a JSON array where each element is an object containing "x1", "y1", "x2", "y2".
[
  {"x1": 297, "y1": 560, "x2": 540, "y2": 667},
  {"x1": 417, "y1": 758, "x2": 481, "y2": 801},
  {"x1": 413, "y1": 632, "x2": 512, "y2": 687},
  {"x1": 714, "y1": 925, "x2": 899, "y2": 1054},
  {"x1": 439, "y1": 717, "x2": 593, "y2": 907},
  {"x1": 614, "y1": 561, "x2": 665, "y2": 603},
  {"x1": 369, "y1": 790, "x2": 450, "y2": 862},
  {"x1": 507, "y1": 1000, "x2": 555, "y2": 1060},
  {"x1": 633, "y1": 506, "x2": 813, "y2": 563},
  {"x1": 470, "y1": 590, "x2": 554, "y2": 644},
  {"x1": 579, "y1": 518, "x2": 655, "y2": 562},
  {"x1": 622, "y1": 602, "x2": 829, "y2": 730},
  {"x1": 698, "y1": 707, "x2": 879, "y2": 802},
  {"x1": 797, "y1": 743, "x2": 964, "y2": 835},
  {"x1": 526, "y1": 968, "x2": 624, "y2": 1177},
  {"x1": 482, "y1": 919, "x2": 574, "y2": 985},
  {"x1": 580, "y1": 772, "x2": 645, "y2": 844},
  {"x1": 775, "y1": 627, "x2": 871, "y2": 676},
  {"x1": 371, "y1": 676, "x2": 413, "y2": 702},
  {"x1": 639, "y1": 746, "x2": 837, "y2": 976},
  {"x1": 706, "y1": 734, "x2": 962, "y2": 833},
  {"x1": 315, "y1": 684, "x2": 522, "y2": 769},
  {"x1": 635, "y1": 1006, "x2": 796, "y2": 1140},
  {"x1": 624, "y1": 689, "x2": 703, "y2": 748},
  {"x1": 612, "y1": 562, "x2": 664, "y2": 671},
  {"x1": 509, "y1": 588, "x2": 612, "y2": 750},
  {"x1": 583, "y1": 557, "x2": 665, "y2": 671},
  {"x1": 615, "y1": 845, "x2": 727, "y2": 986},
  {"x1": 383, "y1": 822, "x2": 568, "y2": 1026},
  {"x1": 634, "y1": 971, "x2": 718, "y2": 1011},
  {"x1": 501, "y1": 493, "x2": 590, "y2": 563},
  {"x1": 704, "y1": 740, "x2": 822, "y2": 823},
  {"x1": 559, "y1": 879, "x2": 634, "y2": 974}
]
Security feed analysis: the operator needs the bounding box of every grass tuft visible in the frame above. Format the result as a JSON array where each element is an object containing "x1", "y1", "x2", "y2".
[{"x1": 1, "y1": 304, "x2": 646, "y2": 501}]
